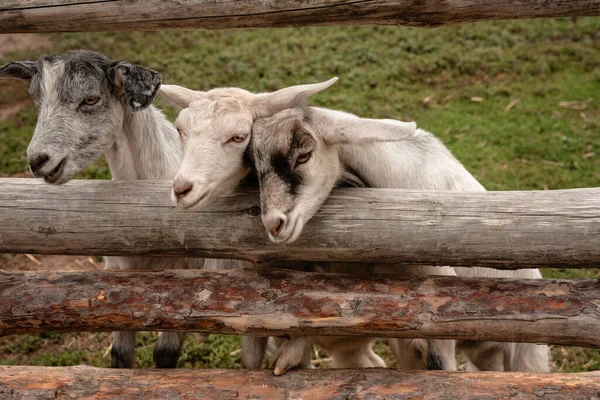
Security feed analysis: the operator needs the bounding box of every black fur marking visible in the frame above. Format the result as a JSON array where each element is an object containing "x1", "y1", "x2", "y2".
[
  {"x1": 268, "y1": 129, "x2": 312, "y2": 195},
  {"x1": 111, "y1": 346, "x2": 134, "y2": 368},
  {"x1": 458, "y1": 340, "x2": 482, "y2": 349},
  {"x1": 426, "y1": 352, "x2": 445, "y2": 370},
  {"x1": 109, "y1": 61, "x2": 162, "y2": 112},
  {"x1": 153, "y1": 346, "x2": 181, "y2": 369},
  {"x1": 270, "y1": 151, "x2": 303, "y2": 195},
  {"x1": 243, "y1": 144, "x2": 256, "y2": 169}
]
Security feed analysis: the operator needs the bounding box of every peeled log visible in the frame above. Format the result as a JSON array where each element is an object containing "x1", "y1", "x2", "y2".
[
  {"x1": 1, "y1": 269, "x2": 598, "y2": 348},
  {"x1": 0, "y1": 366, "x2": 599, "y2": 400},
  {"x1": 0, "y1": 0, "x2": 599, "y2": 33},
  {"x1": 1, "y1": 179, "x2": 599, "y2": 268}
]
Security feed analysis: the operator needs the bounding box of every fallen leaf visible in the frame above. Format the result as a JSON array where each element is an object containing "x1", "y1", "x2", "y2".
[
  {"x1": 583, "y1": 152, "x2": 595, "y2": 158},
  {"x1": 423, "y1": 94, "x2": 434, "y2": 106},
  {"x1": 542, "y1": 160, "x2": 565, "y2": 167},
  {"x1": 505, "y1": 98, "x2": 520, "y2": 112},
  {"x1": 470, "y1": 97, "x2": 483, "y2": 102},
  {"x1": 559, "y1": 98, "x2": 593, "y2": 110}
]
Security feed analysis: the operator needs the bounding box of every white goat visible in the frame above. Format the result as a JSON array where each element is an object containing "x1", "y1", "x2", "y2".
[
  {"x1": 0, "y1": 50, "x2": 239, "y2": 369},
  {"x1": 246, "y1": 83, "x2": 551, "y2": 373},
  {"x1": 159, "y1": 80, "x2": 457, "y2": 373}
]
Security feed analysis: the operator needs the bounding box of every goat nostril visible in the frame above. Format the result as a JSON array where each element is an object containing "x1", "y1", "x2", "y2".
[
  {"x1": 271, "y1": 219, "x2": 285, "y2": 237},
  {"x1": 174, "y1": 182, "x2": 193, "y2": 200},
  {"x1": 29, "y1": 154, "x2": 50, "y2": 173}
]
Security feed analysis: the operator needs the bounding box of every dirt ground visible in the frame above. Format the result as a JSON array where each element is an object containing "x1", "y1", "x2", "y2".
[
  {"x1": 0, "y1": 254, "x2": 103, "y2": 271},
  {"x1": 0, "y1": 34, "x2": 51, "y2": 121},
  {"x1": 0, "y1": 34, "x2": 52, "y2": 57}
]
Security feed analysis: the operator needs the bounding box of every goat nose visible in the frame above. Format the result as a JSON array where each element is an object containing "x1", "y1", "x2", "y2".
[
  {"x1": 265, "y1": 215, "x2": 286, "y2": 238},
  {"x1": 173, "y1": 178, "x2": 193, "y2": 200},
  {"x1": 29, "y1": 153, "x2": 50, "y2": 174}
]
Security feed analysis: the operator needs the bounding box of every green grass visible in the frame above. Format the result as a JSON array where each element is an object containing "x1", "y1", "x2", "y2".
[{"x1": 0, "y1": 18, "x2": 599, "y2": 371}]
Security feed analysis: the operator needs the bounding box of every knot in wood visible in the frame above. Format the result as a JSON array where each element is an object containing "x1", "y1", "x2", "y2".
[
  {"x1": 36, "y1": 226, "x2": 56, "y2": 236},
  {"x1": 247, "y1": 206, "x2": 261, "y2": 217},
  {"x1": 349, "y1": 299, "x2": 362, "y2": 311},
  {"x1": 260, "y1": 289, "x2": 279, "y2": 301}
]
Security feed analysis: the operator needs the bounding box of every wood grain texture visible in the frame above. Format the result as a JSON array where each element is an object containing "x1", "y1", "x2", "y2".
[
  {"x1": 1, "y1": 269, "x2": 598, "y2": 347},
  {"x1": 0, "y1": 0, "x2": 599, "y2": 33},
  {"x1": 0, "y1": 179, "x2": 599, "y2": 268},
  {"x1": 1, "y1": 365, "x2": 599, "y2": 400}
]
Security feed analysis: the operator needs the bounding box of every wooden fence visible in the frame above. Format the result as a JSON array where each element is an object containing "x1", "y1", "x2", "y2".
[
  {"x1": 1, "y1": 2, "x2": 600, "y2": 398},
  {"x1": 1, "y1": 179, "x2": 599, "y2": 267},
  {"x1": 0, "y1": 178, "x2": 599, "y2": 398},
  {"x1": 1, "y1": 0, "x2": 599, "y2": 32}
]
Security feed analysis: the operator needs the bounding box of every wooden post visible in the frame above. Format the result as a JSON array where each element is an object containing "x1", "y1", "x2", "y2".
[
  {"x1": 1, "y1": 1, "x2": 599, "y2": 33},
  {"x1": 1, "y1": 269, "x2": 598, "y2": 347},
  {"x1": 0, "y1": 179, "x2": 599, "y2": 268},
  {"x1": 1, "y1": 366, "x2": 599, "y2": 399}
]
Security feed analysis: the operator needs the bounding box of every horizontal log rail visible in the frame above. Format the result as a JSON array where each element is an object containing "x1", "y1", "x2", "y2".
[
  {"x1": 1, "y1": 179, "x2": 599, "y2": 268},
  {"x1": 0, "y1": 1, "x2": 599, "y2": 33},
  {"x1": 1, "y1": 269, "x2": 598, "y2": 347},
  {"x1": 1, "y1": 366, "x2": 599, "y2": 399}
]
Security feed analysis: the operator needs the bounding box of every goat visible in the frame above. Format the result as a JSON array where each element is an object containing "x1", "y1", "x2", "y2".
[
  {"x1": 246, "y1": 81, "x2": 550, "y2": 373},
  {"x1": 159, "y1": 80, "x2": 456, "y2": 374},
  {"x1": 0, "y1": 50, "x2": 238, "y2": 369}
]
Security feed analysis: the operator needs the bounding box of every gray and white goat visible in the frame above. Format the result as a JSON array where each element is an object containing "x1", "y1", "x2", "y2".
[
  {"x1": 159, "y1": 80, "x2": 456, "y2": 374},
  {"x1": 246, "y1": 82, "x2": 550, "y2": 373},
  {"x1": 0, "y1": 50, "x2": 237, "y2": 369}
]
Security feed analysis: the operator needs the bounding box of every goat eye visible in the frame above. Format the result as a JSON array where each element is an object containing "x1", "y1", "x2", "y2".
[
  {"x1": 83, "y1": 97, "x2": 99, "y2": 106},
  {"x1": 295, "y1": 152, "x2": 312, "y2": 167},
  {"x1": 177, "y1": 127, "x2": 185, "y2": 137},
  {"x1": 230, "y1": 134, "x2": 247, "y2": 143}
]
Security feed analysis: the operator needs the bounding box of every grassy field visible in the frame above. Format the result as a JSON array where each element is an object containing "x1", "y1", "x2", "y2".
[{"x1": 0, "y1": 17, "x2": 599, "y2": 372}]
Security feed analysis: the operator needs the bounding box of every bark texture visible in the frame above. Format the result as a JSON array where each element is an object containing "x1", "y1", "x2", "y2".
[
  {"x1": 0, "y1": 1, "x2": 599, "y2": 33},
  {"x1": 1, "y1": 269, "x2": 598, "y2": 347},
  {"x1": 1, "y1": 366, "x2": 599, "y2": 399}
]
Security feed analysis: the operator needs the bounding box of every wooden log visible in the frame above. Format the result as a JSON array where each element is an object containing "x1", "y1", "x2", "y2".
[
  {"x1": 1, "y1": 1, "x2": 599, "y2": 33},
  {"x1": 1, "y1": 269, "x2": 598, "y2": 347},
  {"x1": 0, "y1": 179, "x2": 599, "y2": 268},
  {"x1": 1, "y1": 365, "x2": 599, "y2": 400}
]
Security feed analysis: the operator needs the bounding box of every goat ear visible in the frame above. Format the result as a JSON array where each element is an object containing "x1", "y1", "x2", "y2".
[
  {"x1": 323, "y1": 118, "x2": 417, "y2": 145},
  {"x1": 253, "y1": 77, "x2": 338, "y2": 117},
  {"x1": 0, "y1": 61, "x2": 37, "y2": 82},
  {"x1": 109, "y1": 62, "x2": 161, "y2": 112},
  {"x1": 158, "y1": 84, "x2": 202, "y2": 111}
]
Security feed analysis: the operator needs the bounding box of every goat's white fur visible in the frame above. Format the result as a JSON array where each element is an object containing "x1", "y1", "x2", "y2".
[
  {"x1": 160, "y1": 80, "x2": 410, "y2": 373},
  {"x1": 160, "y1": 80, "x2": 462, "y2": 373},
  {"x1": 249, "y1": 97, "x2": 550, "y2": 373}
]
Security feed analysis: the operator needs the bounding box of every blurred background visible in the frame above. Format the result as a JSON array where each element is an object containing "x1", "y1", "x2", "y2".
[{"x1": 0, "y1": 18, "x2": 598, "y2": 371}]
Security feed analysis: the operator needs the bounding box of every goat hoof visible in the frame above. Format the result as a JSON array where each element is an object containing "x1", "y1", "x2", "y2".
[{"x1": 273, "y1": 362, "x2": 293, "y2": 376}]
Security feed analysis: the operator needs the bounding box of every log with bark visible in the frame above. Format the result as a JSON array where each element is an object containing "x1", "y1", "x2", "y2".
[
  {"x1": 1, "y1": 1, "x2": 599, "y2": 33},
  {"x1": 0, "y1": 365, "x2": 599, "y2": 400},
  {"x1": 0, "y1": 179, "x2": 599, "y2": 268},
  {"x1": 1, "y1": 269, "x2": 598, "y2": 347}
]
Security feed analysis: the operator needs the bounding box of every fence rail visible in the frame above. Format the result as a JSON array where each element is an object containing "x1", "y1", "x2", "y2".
[
  {"x1": 1, "y1": 0, "x2": 599, "y2": 33},
  {"x1": 1, "y1": 366, "x2": 599, "y2": 400},
  {"x1": 1, "y1": 269, "x2": 598, "y2": 347},
  {"x1": 1, "y1": 179, "x2": 598, "y2": 268}
]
